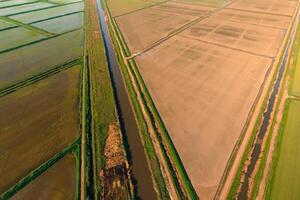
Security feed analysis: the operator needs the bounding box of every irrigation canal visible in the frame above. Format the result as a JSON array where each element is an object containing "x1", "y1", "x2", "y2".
[
  {"x1": 236, "y1": 5, "x2": 300, "y2": 200},
  {"x1": 95, "y1": 0, "x2": 156, "y2": 199}
]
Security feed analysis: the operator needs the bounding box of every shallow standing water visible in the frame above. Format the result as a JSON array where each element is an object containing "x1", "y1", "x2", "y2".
[
  {"x1": 237, "y1": 8, "x2": 300, "y2": 200},
  {"x1": 95, "y1": 1, "x2": 156, "y2": 199}
]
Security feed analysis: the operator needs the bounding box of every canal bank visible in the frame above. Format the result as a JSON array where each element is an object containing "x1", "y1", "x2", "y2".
[
  {"x1": 236, "y1": 3, "x2": 300, "y2": 200},
  {"x1": 95, "y1": 0, "x2": 157, "y2": 199}
]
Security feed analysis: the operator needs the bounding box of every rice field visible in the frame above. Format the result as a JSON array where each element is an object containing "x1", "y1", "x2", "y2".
[
  {"x1": 0, "y1": 1, "x2": 84, "y2": 198},
  {"x1": 0, "y1": 2, "x2": 55, "y2": 16},
  {"x1": 112, "y1": 0, "x2": 298, "y2": 198},
  {"x1": 31, "y1": 12, "x2": 84, "y2": 34},
  {"x1": 11, "y1": 154, "x2": 77, "y2": 200},
  {"x1": 0, "y1": 19, "x2": 17, "y2": 31},
  {"x1": 0, "y1": 30, "x2": 83, "y2": 90},
  {"x1": 0, "y1": 66, "x2": 80, "y2": 193},
  {"x1": 0, "y1": 0, "x2": 37, "y2": 9},
  {"x1": 0, "y1": 27, "x2": 46, "y2": 52},
  {"x1": 107, "y1": 0, "x2": 165, "y2": 16},
  {"x1": 10, "y1": 2, "x2": 84, "y2": 23}
]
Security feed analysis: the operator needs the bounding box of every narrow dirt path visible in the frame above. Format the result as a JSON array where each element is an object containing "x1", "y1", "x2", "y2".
[{"x1": 80, "y1": 1, "x2": 88, "y2": 197}]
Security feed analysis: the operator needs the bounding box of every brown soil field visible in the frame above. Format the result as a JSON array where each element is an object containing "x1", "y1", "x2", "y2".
[
  {"x1": 0, "y1": 30, "x2": 83, "y2": 90},
  {"x1": 116, "y1": 4, "x2": 206, "y2": 52},
  {"x1": 135, "y1": 35, "x2": 272, "y2": 199},
  {"x1": 174, "y1": 0, "x2": 226, "y2": 7},
  {"x1": 153, "y1": 1, "x2": 215, "y2": 17},
  {"x1": 107, "y1": 0, "x2": 165, "y2": 17},
  {"x1": 109, "y1": 0, "x2": 299, "y2": 198},
  {"x1": 180, "y1": 18, "x2": 285, "y2": 57},
  {"x1": 0, "y1": 66, "x2": 80, "y2": 193},
  {"x1": 213, "y1": 9, "x2": 291, "y2": 29},
  {"x1": 228, "y1": 0, "x2": 297, "y2": 16},
  {"x1": 11, "y1": 154, "x2": 77, "y2": 200}
]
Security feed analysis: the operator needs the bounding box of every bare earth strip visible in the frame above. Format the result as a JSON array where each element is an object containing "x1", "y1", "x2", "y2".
[{"x1": 11, "y1": 154, "x2": 77, "y2": 200}]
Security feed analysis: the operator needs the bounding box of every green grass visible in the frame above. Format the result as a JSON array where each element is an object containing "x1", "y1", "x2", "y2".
[
  {"x1": 103, "y1": 0, "x2": 198, "y2": 198},
  {"x1": 248, "y1": 17, "x2": 300, "y2": 200},
  {"x1": 265, "y1": 100, "x2": 300, "y2": 200},
  {"x1": 102, "y1": 2, "x2": 170, "y2": 198},
  {"x1": 84, "y1": 1, "x2": 132, "y2": 198},
  {"x1": 289, "y1": 30, "x2": 300, "y2": 98},
  {"x1": 226, "y1": 8, "x2": 299, "y2": 198}
]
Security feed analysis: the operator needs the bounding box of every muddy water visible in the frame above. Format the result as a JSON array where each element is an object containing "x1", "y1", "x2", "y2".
[
  {"x1": 95, "y1": 1, "x2": 156, "y2": 199},
  {"x1": 237, "y1": 8, "x2": 300, "y2": 200}
]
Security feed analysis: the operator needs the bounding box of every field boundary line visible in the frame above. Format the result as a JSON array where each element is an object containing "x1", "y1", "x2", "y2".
[
  {"x1": 102, "y1": 0, "x2": 199, "y2": 198},
  {"x1": 3, "y1": 1, "x2": 83, "y2": 17},
  {"x1": 0, "y1": 1, "x2": 38, "y2": 9},
  {"x1": 0, "y1": 58, "x2": 82, "y2": 97},
  {"x1": 215, "y1": 1, "x2": 300, "y2": 199},
  {"x1": 130, "y1": 0, "x2": 237, "y2": 59},
  {"x1": 225, "y1": 7, "x2": 293, "y2": 18},
  {"x1": 0, "y1": 16, "x2": 54, "y2": 36},
  {"x1": 80, "y1": 0, "x2": 88, "y2": 199},
  {"x1": 27, "y1": 10, "x2": 83, "y2": 24},
  {"x1": 113, "y1": 0, "x2": 171, "y2": 18},
  {"x1": 179, "y1": 34, "x2": 273, "y2": 58},
  {"x1": 0, "y1": 28, "x2": 82, "y2": 54},
  {"x1": 0, "y1": 139, "x2": 80, "y2": 200}
]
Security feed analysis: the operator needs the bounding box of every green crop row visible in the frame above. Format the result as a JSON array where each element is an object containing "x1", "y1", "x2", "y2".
[{"x1": 0, "y1": 139, "x2": 80, "y2": 200}]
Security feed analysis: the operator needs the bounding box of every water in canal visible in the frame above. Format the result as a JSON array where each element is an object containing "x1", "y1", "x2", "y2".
[
  {"x1": 237, "y1": 8, "x2": 300, "y2": 200},
  {"x1": 95, "y1": 1, "x2": 156, "y2": 199}
]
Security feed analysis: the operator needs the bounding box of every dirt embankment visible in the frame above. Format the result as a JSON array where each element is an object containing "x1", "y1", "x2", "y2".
[{"x1": 100, "y1": 123, "x2": 133, "y2": 200}]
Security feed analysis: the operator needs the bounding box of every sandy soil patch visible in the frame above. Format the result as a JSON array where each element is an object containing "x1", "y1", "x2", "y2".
[
  {"x1": 214, "y1": 9, "x2": 291, "y2": 29},
  {"x1": 107, "y1": 0, "x2": 164, "y2": 17},
  {"x1": 180, "y1": 18, "x2": 285, "y2": 57},
  {"x1": 135, "y1": 35, "x2": 272, "y2": 199},
  {"x1": 116, "y1": 6, "x2": 203, "y2": 52},
  {"x1": 153, "y1": 1, "x2": 215, "y2": 17},
  {"x1": 228, "y1": 0, "x2": 297, "y2": 16},
  {"x1": 174, "y1": 0, "x2": 226, "y2": 7}
]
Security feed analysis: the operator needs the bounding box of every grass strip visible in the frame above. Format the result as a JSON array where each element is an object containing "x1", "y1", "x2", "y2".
[
  {"x1": 74, "y1": 143, "x2": 82, "y2": 200},
  {"x1": 264, "y1": 99, "x2": 291, "y2": 199},
  {"x1": 102, "y1": 0, "x2": 198, "y2": 198},
  {"x1": 3, "y1": 1, "x2": 81, "y2": 17},
  {"x1": 0, "y1": 1, "x2": 38, "y2": 9},
  {"x1": 0, "y1": 16, "x2": 54, "y2": 37},
  {"x1": 0, "y1": 27, "x2": 82, "y2": 54},
  {"x1": 249, "y1": 18, "x2": 300, "y2": 200},
  {"x1": 101, "y1": 5, "x2": 170, "y2": 200},
  {"x1": 0, "y1": 58, "x2": 82, "y2": 97},
  {"x1": 84, "y1": 54, "x2": 95, "y2": 200},
  {"x1": 0, "y1": 138, "x2": 80, "y2": 200},
  {"x1": 226, "y1": 7, "x2": 299, "y2": 199}
]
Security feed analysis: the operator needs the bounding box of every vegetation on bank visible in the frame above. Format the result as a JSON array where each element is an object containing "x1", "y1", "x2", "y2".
[
  {"x1": 84, "y1": 0, "x2": 132, "y2": 199},
  {"x1": 227, "y1": 10, "x2": 300, "y2": 200},
  {"x1": 102, "y1": 2, "x2": 170, "y2": 199},
  {"x1": 102, "y1": 0, "x2": 199, "y2": 198}
]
